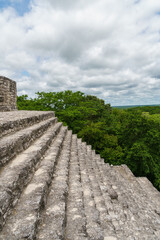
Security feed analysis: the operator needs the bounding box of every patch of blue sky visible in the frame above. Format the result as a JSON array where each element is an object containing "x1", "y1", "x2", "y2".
[
  {"x1": 21, "y1": 70, "x2": 30, "y2": 77},
  {"x1": 134, "y1": 0, "x2": 141, "y2": 4},
  {"x1": 0, "y1": 0, "x2": 31, "y2": 16},
  {"x1": 140, "y1": 27, "x2": 149, "y2": 35}
]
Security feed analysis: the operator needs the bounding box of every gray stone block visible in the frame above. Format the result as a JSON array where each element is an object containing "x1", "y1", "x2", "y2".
[{"x1": 0, "y1": 76, "x2": 17, "y2": 111}]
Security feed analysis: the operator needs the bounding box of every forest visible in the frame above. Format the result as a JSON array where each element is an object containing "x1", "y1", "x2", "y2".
[{"x1": 17, "y1": 91, "x2": 160, "y2": 191}]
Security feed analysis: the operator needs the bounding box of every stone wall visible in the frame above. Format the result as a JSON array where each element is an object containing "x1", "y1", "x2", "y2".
[{"x1": 0, "y1": 76, "x2": 17, "y2": 111}]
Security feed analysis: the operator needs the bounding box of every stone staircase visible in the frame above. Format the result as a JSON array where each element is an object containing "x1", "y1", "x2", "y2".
[{"x1": 0, "y1": 111, "x2": 160, "y2": 240}]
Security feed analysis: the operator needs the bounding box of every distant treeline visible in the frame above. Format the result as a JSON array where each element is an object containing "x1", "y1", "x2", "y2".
[
  {"x1": 17, "y1": 92, "x2": 160, "y2": 191},
  {"x1": 113, "y1": 105, "x2": 160, "y2": 110}
]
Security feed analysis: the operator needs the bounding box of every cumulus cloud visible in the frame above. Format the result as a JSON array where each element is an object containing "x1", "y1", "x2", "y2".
[{"x1": 0, "y1": 0, "x2": 160, "y2": 105}]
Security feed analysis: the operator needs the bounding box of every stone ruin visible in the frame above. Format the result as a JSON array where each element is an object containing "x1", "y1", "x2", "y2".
[
  {"x1": 0, "y1": 77, "x2": 160, "y2": 240},
  {"x1": 0, "y1": 76, "x2": 17, "y2": 111}
]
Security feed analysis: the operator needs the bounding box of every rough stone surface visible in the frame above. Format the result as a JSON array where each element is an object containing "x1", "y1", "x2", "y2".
[
  {"x1": 0, "y1": 76, "x2": 17, "y2": 111},
  {"x1": 0, "y1": 110, "x2": 54, "y2": 138},
  {"x1": 0, "y1": 111, "x2": 160, "y2": 240}
]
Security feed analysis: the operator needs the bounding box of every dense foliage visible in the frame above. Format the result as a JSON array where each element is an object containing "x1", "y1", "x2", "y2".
[{"x1": 17, "y1": 92, "x2": 160, "y2": 190}]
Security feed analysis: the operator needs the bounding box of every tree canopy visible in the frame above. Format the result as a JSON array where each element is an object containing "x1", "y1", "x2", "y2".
[{"x1": 17, "y1": 92, "x2": 160, "y2": 191}]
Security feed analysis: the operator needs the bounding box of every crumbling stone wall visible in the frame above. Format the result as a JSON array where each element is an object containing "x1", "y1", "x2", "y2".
[{"x1": 0, "y1": 76, "x2": 17, "y2": 111}]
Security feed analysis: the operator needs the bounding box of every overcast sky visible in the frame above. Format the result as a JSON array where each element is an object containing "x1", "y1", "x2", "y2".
[{"x1": 0, "y1": 0, "x2": 160, "y2": 106}]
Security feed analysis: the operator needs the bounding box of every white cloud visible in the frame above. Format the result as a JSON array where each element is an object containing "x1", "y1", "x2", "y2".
[{"x1": 0, "y1": 0, "x2": 160, "y2": 105}]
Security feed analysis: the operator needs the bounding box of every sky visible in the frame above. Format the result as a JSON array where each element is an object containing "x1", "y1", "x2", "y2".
[{"x1": 0, "y1": 0, "x2": 160, "y2": 106}]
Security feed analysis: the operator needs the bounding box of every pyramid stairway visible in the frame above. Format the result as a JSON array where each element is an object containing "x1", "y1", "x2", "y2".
[{"x1": 0, "y1": 111, "x2": 160, "y2": 240}]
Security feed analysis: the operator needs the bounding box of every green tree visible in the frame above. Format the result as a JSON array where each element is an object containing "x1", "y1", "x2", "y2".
[{"x1": 17, "y1": 91, "x2": 160, "y2": 190}]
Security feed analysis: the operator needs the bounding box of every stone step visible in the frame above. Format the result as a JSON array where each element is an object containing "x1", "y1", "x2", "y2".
[
  {"x1": 36, "y1": 129, "x2": 72, "y2": 240},
  {"x1": 0, "y1": 122, "x2": 62, "y2": 230},
  {"x1": 65, "y1": 134, "x2": 88, "y2": 240},
  {"x1": 93, "y1": 156, "x2": 139, "y2": 236},
  {"x1": 93, "y1": 153, "x2": 143, "y2": 239},
  {"x1": 115, "y1": 165, "x2": 160, "y2": 210},
  {"x1": 115, "y1": 165, "x2": 160, "y2": 214},
  {"x1": 114, "y1": 165, "x2": 160, "y2": 211},
  {"x1": 77, "y1": 139, "x2": 104, "y2": 240},
  {"x1": 0, "y1": 111, "x2": 54, "y2": 138},
  {"x1": 88, "y1": 147, "x2": 123, "y2": 239},
  {"x1": 113, "y1": 164, "x2": 135, "y2": 182},
  {"x1": 85, "y1": 145, "x2": 117, "y2": 239},
  {"x1": 0, "y1": 126, "x2": 69, "y2": 240},
  {"x1": 97, "y1": 159, "x2": 160, "y2": 239},
  {"x1": 137, "y1": 177, "x2": 160, "y2": 209},
  {"x1": 0, "y1": 116, "x2": 57, "y2": 167}
]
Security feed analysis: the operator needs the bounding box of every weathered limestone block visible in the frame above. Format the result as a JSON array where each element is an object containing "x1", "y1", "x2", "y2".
[{"x1": 0, "y1": 76, "x2": 17, "y2": 111}]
